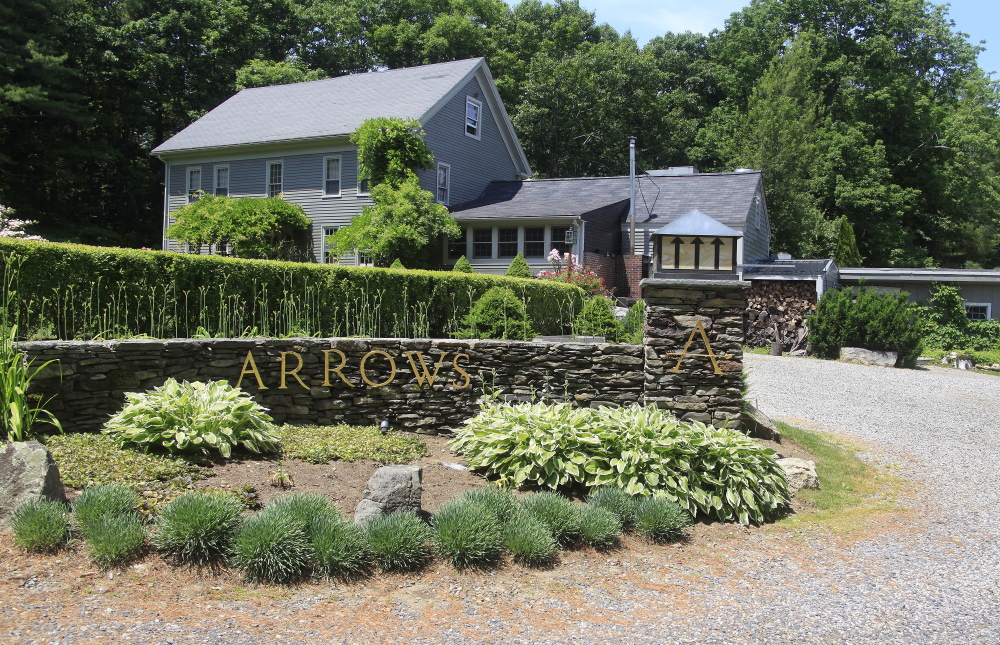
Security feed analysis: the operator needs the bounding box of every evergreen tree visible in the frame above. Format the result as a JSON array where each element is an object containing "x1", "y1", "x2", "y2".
[
  {"x1": 504, "y1": 253, "x2": 532, "y2": 278},
  {"x1": 833, "y1": 216, "x2": 863, "y2": 267},
  {"x1": 573, "y1": 296, "x2": 622, "y2": 341},
  {"x1": 452, "y1": 256, "x2": 473, "y2": 273},
  {"x1": 389, "y1": 258, "x2": 405, "y2": 269}
]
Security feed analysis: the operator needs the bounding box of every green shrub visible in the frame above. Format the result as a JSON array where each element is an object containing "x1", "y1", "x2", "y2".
[
  {"x1": 504, "y1": 253, "x2": 533, "y2": 278},
  {"x1": 362, "y1": 511, "x2": 431, "y2": 572},
  {"x1": 153, "y1": 492, "x2": 244, "y2": 565},
  {"x1": 503, "y1": 511, "x2": 558, "y2": 566},
  {"x1": 0, "y1": 239, "x2": 582, "y2": 340},
  {"x1": 103, "y1": 379, "x2": 280, "y2": 458},
  {"x1": 72, "y1": 484, "x2": 141, "y2": 536},
  {"x1": 310, "y1": 515, "x2": 372, "y2": 580},
  {"x1": 264, "y1": 493, "x2": 341, "y2": 536},
  {"x1": 518, "y1": 492, "x2": 581, "y2": 547},
  {"x1": 455, "y1": 286, "x2": 534, "y2": 341},
  {"x1": 0, "y1": 324, "x2": 62, "y2": 442},
  {"x1": 923, "y1": 285, "x2": 1000, "y2": 352},
  {"x1": 578, "y1": 504, "x2": 621, "y2": 549},
  {"x1": 451, "y1": 255, "x2": 473, "y2": 273},
  {"x1": 573, "y1": 295, "x2": 621, "y2": 340},
  {"x1": 389, "y1": 258, "x2": 405, "y2": 269},
  {"x1": 585, "y1": 486, "x2": 638, "y2": 530},
  {"x1": 455, "y1": 486, "x2": 518, "y2": 527},
  {"x1": 47, "y1": 433, "x2": 206, "y2": 490},
  {"x1": 621, "y1": 300, "x2": 645, "y2": 345},
  {"x1": 232, "y1": 508, "x2": 312, "y2": 584},
  {"x1": 277, "y1": 424, "x2": 426, "y2": 464},
  {"x1": 85, "y1": 513, "x2": 147, "y2": 568},
  {"x1": 431, "y1": 497, "x2": 504, "y2": 568},
  {"x1": 807, "y1": 284, "x2": 925, "y2": 367},
  {"x1": 12, "y1": 498, "x2": 68, "y2": 552},
  {"x1": 452, "y1": 402, "x2": 790, "y2": 524},
  {"x1": 634, "y1": 497, "x2": 690, "y2": 543}
]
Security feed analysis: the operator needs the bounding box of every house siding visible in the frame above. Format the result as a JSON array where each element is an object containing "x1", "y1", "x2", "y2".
[{"x1": 741, "y1": 183, "x2": 771, "y2": 264}]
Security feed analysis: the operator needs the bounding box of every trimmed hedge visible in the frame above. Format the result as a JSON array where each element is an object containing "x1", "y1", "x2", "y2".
[{"x1": 0, "y1": 239, "x2": 584, "y2": 340}]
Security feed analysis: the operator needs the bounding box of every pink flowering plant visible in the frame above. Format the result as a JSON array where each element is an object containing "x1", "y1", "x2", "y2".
[{"x1": 536, "y1": 249, "x2": 607, "y2": 296}]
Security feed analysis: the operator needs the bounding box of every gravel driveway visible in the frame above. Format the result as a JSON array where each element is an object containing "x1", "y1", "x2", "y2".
[{"x1": 3, "y1": 355, "x2": 999, "y2": 644}]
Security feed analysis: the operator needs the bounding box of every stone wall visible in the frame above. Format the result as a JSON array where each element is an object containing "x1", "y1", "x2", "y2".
[{"x1": 642, "y1": 278, "x2": 748, "y2": 427}]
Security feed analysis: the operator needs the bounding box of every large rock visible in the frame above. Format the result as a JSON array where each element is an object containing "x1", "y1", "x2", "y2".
[
  {"x1": 0, "y1": 441, "x2": 67, "y2": 529},
  {"x1": 741, "y1": 404, "x2": 782, "y2": 441},
  {"x1": 839, "y1": 347, "x2": 898, "y2": 367},
  {"x1": 354, "y1": 464, "x2": 422, "y2": 524},
  {"x1": 777, "y1": 457, "x2": 819, "y2": 496}
]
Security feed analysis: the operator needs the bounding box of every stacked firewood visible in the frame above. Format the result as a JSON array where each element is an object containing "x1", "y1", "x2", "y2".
[{"x1": 745, "y1": 281, "x2": 817, "y2": 350}]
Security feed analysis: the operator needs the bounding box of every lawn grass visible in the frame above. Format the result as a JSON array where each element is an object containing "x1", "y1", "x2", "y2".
[{"x1": 277, "y1": 424, "x2": 427, "y2": 464}]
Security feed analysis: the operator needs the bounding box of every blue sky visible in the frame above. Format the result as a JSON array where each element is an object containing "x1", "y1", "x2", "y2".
[{"x1": 577, "y1": 0, "x2": 999, "y2": 78}]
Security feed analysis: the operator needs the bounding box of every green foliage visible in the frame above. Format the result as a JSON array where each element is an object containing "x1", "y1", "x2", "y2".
[
  {"x1": 923, "y1": 285, "x2": 1000, "y2": 352},
  {"x1": 264, "y1": 493, "x2": 341, "y2": 537},
  {"x1": 46, "y1": 433, "x2": 205, "y2": 490},
  {"x1": 84, "y1": 513, "x2": 147, "y2": 569},
  {"x1": 72, "y1": 484, "x2": 141, "y2": 536},
  {"x1": 277, "y1": 425, "x2": 427, "y2": 464},
  {"x1": 578, "y1": 504, "x2": 621, "y2": 549},
  {"x1": 431, "y1": 497, "x2": 504, "y2": 568},
  {"x1": 234, "y1": 58, "x2": 326, "y2": 90},
  {"x1": 12, "y1": 498, "x2": 68, "y2": 552},
  {"x1": 620, "y1": 300, "x2": 645, "y2": 345},
  {"x1": 574, "y1": 296, "x2": 621, "y2": 340},
  {"x1": 0, "y1": 322, "x2": 61, "y2": 441},
  {"x1": 807, "y1": 285, "x2": 926, "y2": 367},
  {"x1": 518, "y1": 492, "x2": 582, "y2": 547},
  {"x1": 585, "y1": 486, "x2": 638, "y2": 530},
  {"x1": 104, "y1": 379, "x2": 280, "y2": 458},
  {"x1": 502, "y1": 510, "x2": 559, "y2": 566},
  {"x1": 166, "y1": 195, "x2": 311, "y2": 261},
  {"x1": 153, "y1": 491, "x2": 244, "y2": 565},
  {"x1": 451, "y1": 255, "x2": 473, "y2": 273},
  {"x1": 310, "y1": 515, "x2": 373, "y2": 580},
  {"x1": 634, "y1": 497, "x2": 691, "y2": 543},
  {"x1": 232, "y1": 507, "x2": 312, "y2": 584},
  {"x1": 0, "y1": 240, "x2": 584, "y2": 339},
  {"x1": 454, "y1": 486, "x2": 518, "y2": 527},
  {"x1": 452, "y1": 402, "x2": 790, "y2": 524},
  {"x1": 389, "y1": 258, "x2": 405, "y2": 269},
  {"x1": 362, "y1": 510, "x2": 431, "y2": 572},
  {"x1": 833, "y1": 217, "x2": 863, "y2": 268},
  {"x1": 456, "y1": 286, "x2": 534, "y2": 341},
  {"x1": 351, "y1": 118, "x2": 435, "y2": 189},
  {"x1": 504, "y1": 253, "x2": 533, "y2": 278}
]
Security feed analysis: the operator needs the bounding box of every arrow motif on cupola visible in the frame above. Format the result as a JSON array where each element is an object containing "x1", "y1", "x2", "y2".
[
  {"x1": 711, "y1": 237, "x2": 724, "y2": 270},
  {"x1": 691, "y1": 237, "x2": 703, "y2": 269},
  {"x1": 671, "y1": 237, "x2": 683, "y2": 269}
]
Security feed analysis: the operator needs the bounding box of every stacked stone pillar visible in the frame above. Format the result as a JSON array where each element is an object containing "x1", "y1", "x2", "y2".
[{"x1": 642, "y1": 278, "x2": 748, "y2": 427}]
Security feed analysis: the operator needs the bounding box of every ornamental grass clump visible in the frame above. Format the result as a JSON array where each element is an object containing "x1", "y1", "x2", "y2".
[
  {"x1": 264, "y1": 493, "x2": 341, "y2": 537},
  {"x1": 519, "y1": 492, "x2": 582, "y2": 547},
  {"x1": 84, "y1": 514, "x2": 147, "y2": 568},
  {"x1": 586, "y1": 486, "x2": 638, "y2": 530},
  {"x1": 431, "y1": 497, "x2": 504, "y2": 569},
  {"x1": 12, "y1": 498, "x2": 68, "y2": 552},
  {"x1": 232, "y1": 507, "x2": 312, "y2": 584},
  {"x1": 503, "y1": 511, "x2": 558, "y2": 566},
  {"x1": 635, "y1": 497, "x2": 691, "y2": 543},
  {"x1": 153, "y1": 492, "x2": 244, "y2": 566},
  {"x1": 72, "y1": 484, "x2": 141, "y2": 537},
  {"x1": 455, "y1": 485, "x2": 518, "y2": 527},
  {"x1": 363, "y1": 511, "x2": 431, "y2": 572},
  {"x1": 103, "y1": 378, "x2": 281, "y2": 458},
  {"x1": 310, "y1": 515, "x2": 372, "y2": 580},
  {"x1": 578, "y1": 504, "x2": 622, "y2": 550}
]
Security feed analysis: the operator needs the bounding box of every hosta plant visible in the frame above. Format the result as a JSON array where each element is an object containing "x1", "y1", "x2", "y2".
[{"x1": 103, "y1": 379, "x2": 280, "y2": 458}]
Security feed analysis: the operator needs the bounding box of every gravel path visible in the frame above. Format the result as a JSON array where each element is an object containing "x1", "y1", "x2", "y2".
[{"x1": 3, "y1": 355, "x2": 999, "y2": 644}]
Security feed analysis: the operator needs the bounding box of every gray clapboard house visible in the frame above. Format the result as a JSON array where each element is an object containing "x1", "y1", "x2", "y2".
[{"x1": 152, "y1": 57, "x2": 531, "y2": 261}]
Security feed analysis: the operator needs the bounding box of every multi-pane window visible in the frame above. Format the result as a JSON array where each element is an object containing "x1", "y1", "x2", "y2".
[
  {"x1": 550, "y1": 226, "x2": 570, "y2": 256},
  {"x1": 465, "y1": 97, "x2": 482, "y2": 139},
  {"x1": 437, "y1": 163, "x2": 450, "y2": 205},
  {"x1": 323, "y1": 226, "x2": 339, "y2": 264},
  {"x1": 186, "y1": 167, "x2": 201, "y2": 203},
  {"x1": 965, "y1": 303, "x2": 991, "y2": 321},
  {"x1": 325, "y1": 157, "x2": 341, "y2": 196},
  {"x1": 358, "y1": 177, "x2": 370, "y2": 195},
  {"x1": 214, "y1": 166, "x2": 229, "y2": 196},
  {"x1": 356, "y1": 249, "x2": 373, "y2": 266},
  {"x1": 449, "y1": 228, "x2": 467, "y2": 259},
  {"x1": 498, "y1": 228, "x2": 518, "y2": 258},
  {"x1": 524, "y1": 227, "x2": 545, "y2": 257},
  {"x1": 473, "y1": 228, "x2": 493, "y2": 259},
  {"x1": 267, "y1": 161, "x2": 283, "y2": 197}
]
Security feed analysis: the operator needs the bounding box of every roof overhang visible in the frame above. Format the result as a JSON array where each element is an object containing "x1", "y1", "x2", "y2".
[
  {"x1": 839, "y1": 267, "x2": 1000, "y2": 284},
  {"x1": 652, "y1": 209, "x2": 742, "y2": 238}
]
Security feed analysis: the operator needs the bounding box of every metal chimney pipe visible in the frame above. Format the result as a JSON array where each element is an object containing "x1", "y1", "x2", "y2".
[{"x1": 629, "y1": 136, "x2": 636, "y2": 254}]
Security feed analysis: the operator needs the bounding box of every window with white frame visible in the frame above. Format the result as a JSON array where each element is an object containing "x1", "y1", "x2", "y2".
[
  {"x1": 214, "y1": 166, "x2": 229, "y2": 196},
  {"x1": 550, "y1": 226, "x2": 570, "y2": 256},
  {"x1": 322, "y1": 226, "x2": 339, "y2": 264},
  {"x1": 186, "y1": 167, "x2": 201, "y2": 202},
  {"x1": 267, "y1": 161, "x2": 283, "y2": 197},
  {"x1": 965, "y1": 302, "x2": 991, "y2": 321},
  {"x1": 524, "y1": 227, "x2": 544, "y2": 257},
  {"x1": 473, "y1": 228, "x2": 492, "y2": 259},
  {"x1": 498, "y1": 228, "x2": 518, "y2": 258},
  {"x1": 358, "y1": 177, "x2": 370, "y2": 195},
  {"x1": 356, "y1": 249, "x2": 374, "y2": 266},
  {"x1": 436, "y1": 163, "x2": 450, "y2": 205},
  {"x1": 324, "y1": 156, "x2": 341, "y2": 196},
  {"x1": 448, "y1": 228, "x2": 467, "y2": 259},
  {"x1": 465, "y1": 97, "x2": 482, "y2": 139}
]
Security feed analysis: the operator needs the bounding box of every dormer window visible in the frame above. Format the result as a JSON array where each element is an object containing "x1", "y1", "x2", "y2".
[{"x1": 465, "y1": 97, "x2": 482, "y2": 140}]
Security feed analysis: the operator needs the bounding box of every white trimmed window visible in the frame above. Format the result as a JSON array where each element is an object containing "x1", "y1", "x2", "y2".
[
  {"x1": 186, "y1": 167, "x2": 202, "y2": 202},
  {"x1": 965, "y1": 302, "x2": 991, "y2": 321},
  {"x1": 267, "y1": 161, "x2": 283, "y2": 197},
  {"x1": 324, "y1": 156, "x2": 341, "y2": 196},
  {"x1": 358, "y1": 177, "x2": 370, "y2": 196},
  {"x1": 322, "y1": 226, "x2": 339, "y2": 264},
  {"x1": 465, "y1": 97, "x2": 482, "y2": 139},
  {"x1": 436, "y1": 162, "x2": 450, "y2": 205},
  {"x1": 214, "y1": 166, "x2": 229, "y2": 196}
]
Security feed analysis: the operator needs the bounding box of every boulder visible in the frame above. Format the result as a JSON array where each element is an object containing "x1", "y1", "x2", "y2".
[
  {"x1": 839, "y1": 347, "x2": 898, "y2": 367},
  {"x1": 955, "y1": 354, "x2": 975, "y2": 370},
  {"x1": 354, "y1": 464, "x2": 422, "y2": 524},
  {"x1": 0, "y1": 441, "x2": 67, "y2": 529},
  {"x1": 741, "y1": 404, "x2": 782, "y2": 441},
  {"x1": 777, "y1": 457, "x2": 819, "y2": 496}
]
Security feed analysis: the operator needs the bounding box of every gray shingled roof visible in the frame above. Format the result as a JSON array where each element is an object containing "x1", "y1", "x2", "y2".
[
  {"x1": 153, "y1": 58, "x2": 483, "y2": 154},
  {"x1": 652, "y1": 210, "x2": 742, "y2": 237},
  {"x1": 451, "y1": 172, "x2": 762, "y2": 226},
  {"x1": 744, "y1": 259, "x2": 835, "y2": 276}
]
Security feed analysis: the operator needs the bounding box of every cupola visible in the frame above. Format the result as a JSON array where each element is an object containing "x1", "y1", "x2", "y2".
[{"x1": 651, "y1": 210, "x2": 742, "y2": 278}]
